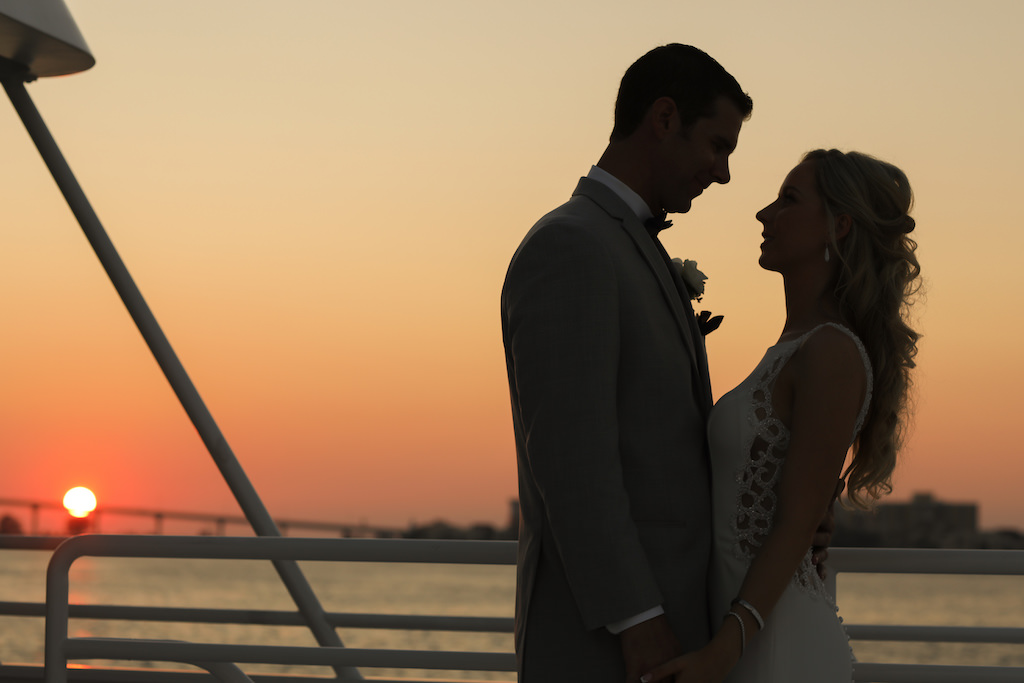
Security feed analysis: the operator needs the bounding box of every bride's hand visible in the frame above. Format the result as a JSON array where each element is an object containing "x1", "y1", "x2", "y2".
[
  {"x1": 641, "y1": 614, "x2": 743, "y2": 683},
  {"x1": 639, "y1": 646, "x2": 730, "y2": 683}
]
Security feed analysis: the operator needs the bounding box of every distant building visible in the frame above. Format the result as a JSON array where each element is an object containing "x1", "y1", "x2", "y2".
[
  {"x1": 404, "y1": 520, "x2": 462, "y2": 540},
  {"x1": 978, "y1": 528, "x2": 1024, "y2": 550},
  {"x1": 836, "y1": 492, "x2": 978, "y2": 548}
]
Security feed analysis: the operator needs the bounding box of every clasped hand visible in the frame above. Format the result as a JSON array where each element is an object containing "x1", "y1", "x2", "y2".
[{"x1": 638, "y1": 645, "x2": 730, "y2": 683}]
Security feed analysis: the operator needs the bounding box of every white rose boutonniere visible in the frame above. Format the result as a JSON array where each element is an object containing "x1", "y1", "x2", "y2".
[
  {"x1": 670, "y1": 257, "x2": 723, "y2": 335},
  {"x1": 671, "y1": 257, "x2": 707, "y2": 301}
]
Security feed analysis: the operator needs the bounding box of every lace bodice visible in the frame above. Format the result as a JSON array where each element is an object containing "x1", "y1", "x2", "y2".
[{"x1": 709, "y1": 323, "x2": 872, "y2": 603}]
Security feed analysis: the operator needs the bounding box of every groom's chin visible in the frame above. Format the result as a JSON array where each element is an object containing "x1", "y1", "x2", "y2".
[{"x1": 671, "y1": 198, "x2": 693, "y2": 215}]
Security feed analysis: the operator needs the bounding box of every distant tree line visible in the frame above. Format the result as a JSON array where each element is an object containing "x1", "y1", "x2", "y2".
[{"x1": 1, "y1": 514, "x2": 24, "y2": 534}]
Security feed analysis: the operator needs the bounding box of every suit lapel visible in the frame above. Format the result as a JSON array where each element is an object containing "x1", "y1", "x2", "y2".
[
  {"x1": 634, "y1": 223, "x2": 701, "y2": 372},
  {"x1": 639, "y1": 225, "x2": 714, "y2": 416},
  {"x1": 572, "y1": 178, "x2": 713, "y2": 414},
  {"x1": 679, "y1": 289, "x2": 714, "y2": 414}
]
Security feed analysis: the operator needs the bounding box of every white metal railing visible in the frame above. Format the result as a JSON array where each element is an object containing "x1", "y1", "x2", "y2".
[
  {"x1": 829, "y1": 547, "x2": 1024, "y2": 683},
  {"x1": 43, "y1": 535, "x2": 517, "y2": 683},
  {"x1": 1, "y1": 536, "x2": 1022, "y2": 683}
]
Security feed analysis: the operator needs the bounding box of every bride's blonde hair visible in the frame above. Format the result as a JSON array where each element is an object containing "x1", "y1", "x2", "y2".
[{"x1": 804, "y1": 149, "x2": 922, "y2": 508}]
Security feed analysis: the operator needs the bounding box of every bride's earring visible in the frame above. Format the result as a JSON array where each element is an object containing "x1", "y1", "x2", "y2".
[{"x1": 824, "y1": 245, "x2": 830, "y2": 263}]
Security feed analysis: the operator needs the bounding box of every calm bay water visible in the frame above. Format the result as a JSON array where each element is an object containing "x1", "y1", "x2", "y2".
[{"x1": 2, "y1": 549, "x2": 1023, "y2": 678}]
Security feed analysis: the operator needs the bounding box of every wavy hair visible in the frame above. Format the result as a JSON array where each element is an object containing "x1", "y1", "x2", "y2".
[{"x1": 804, "y1": 149, "x2": 922, "y2": 508}]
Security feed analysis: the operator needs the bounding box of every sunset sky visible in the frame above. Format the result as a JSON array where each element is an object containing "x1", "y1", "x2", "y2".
[{"x1": 2, "y1": 0, "x2": 1023, "y2": 532}]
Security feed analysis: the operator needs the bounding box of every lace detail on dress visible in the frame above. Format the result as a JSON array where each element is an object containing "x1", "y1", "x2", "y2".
[
  {"x1": 734, "y1": 352, "x2": 790, "y2": 558},
  {"x1": 731, "y1": 323, "x2": 872, "y2": 603}
]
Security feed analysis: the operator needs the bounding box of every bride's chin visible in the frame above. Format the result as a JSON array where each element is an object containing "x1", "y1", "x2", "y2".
[{"x1": 757, "y1": 255, "x2": 779, "y2": 272}]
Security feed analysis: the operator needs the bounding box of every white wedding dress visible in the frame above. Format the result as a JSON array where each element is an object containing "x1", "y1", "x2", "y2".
[{"x1": 707, "y1": 323, "x2": 870, "y2": 682}]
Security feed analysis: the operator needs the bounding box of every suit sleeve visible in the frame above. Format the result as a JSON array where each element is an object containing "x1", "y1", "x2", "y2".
[{"x1": 504, "y1": 220, "x2": 662, "y2": 629}]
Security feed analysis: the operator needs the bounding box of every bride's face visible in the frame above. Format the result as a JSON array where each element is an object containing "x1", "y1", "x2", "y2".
[{"x1": 755, "y1": 160, "x2": 829, "y2": 273}]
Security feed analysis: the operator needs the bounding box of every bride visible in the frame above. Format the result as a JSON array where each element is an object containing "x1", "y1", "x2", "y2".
[{"x1": 644, "y1": 149, "x2": 922, "y2": 682}]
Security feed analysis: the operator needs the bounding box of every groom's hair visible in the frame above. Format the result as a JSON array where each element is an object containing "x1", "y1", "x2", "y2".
[{"x1": 610, "y1": 44, "x2": 752, "y2": 141}]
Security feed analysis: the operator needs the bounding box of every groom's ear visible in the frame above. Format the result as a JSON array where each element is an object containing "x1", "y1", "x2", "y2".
[
  {"x1": 835, "y1": 213, "x2": 852, "y2": 241},
  {"x1": 648, "y1": 96, "x2": 678, "y2": 139}
]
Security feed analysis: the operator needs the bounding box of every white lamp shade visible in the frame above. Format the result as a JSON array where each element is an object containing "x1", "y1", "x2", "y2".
[{"x1": 0, "y1": 0, "x2": 94, "y2": 77}]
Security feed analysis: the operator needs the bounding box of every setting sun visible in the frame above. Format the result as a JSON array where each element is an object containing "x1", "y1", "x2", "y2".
[{"x1": 62, "y1": 487, "x2": 97, "y2": 518}]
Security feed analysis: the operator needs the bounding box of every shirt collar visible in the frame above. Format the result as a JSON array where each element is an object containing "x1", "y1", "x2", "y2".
[{"x1": 586, "y1": 166, "x2": 655, "y2": 223}]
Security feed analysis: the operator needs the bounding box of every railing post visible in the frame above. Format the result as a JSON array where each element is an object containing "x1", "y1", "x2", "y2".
[{"x1": 43, "y1": 543, "x2": 73, "y2": 683}]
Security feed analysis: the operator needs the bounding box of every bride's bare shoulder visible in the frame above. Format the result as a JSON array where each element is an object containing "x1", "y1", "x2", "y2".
[{"x1": 793, "y1": 324, "x2": 868, "y2": 393}]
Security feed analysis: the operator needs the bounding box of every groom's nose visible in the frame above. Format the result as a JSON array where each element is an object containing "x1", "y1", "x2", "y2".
[{"x1": 712, "y1": 155, "x2": 731, "y2": 184}]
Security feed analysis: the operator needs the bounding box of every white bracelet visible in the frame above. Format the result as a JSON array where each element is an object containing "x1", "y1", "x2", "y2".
[
  {"x1": 726, "y1": 610, "x2": 745, "y2": 655},
  {"x1": 735, "y1": 598, "x2": 765, "y2": 631}
]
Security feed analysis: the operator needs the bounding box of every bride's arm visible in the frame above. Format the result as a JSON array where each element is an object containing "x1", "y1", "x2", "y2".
[
  {"x1": 732, "y1": 327, "x2": 866, "y2": 621},
  {"x1": 642, "y1": 328, "x2": 867, "y2": 683}
]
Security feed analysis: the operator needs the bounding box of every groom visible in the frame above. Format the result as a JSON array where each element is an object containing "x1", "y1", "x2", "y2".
[{"x1": 501, "y1": 45, "x2": 752, "y2": 681}]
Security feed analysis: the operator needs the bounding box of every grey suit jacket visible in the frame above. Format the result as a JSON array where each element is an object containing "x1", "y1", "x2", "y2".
[{"x1": 501, "y1": 177, "x2": 714, "y2": 681}]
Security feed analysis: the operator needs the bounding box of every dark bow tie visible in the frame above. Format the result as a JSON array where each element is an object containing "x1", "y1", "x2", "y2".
[{"x1": 644, "y1": 213, "x2": 673, "y2": 234}]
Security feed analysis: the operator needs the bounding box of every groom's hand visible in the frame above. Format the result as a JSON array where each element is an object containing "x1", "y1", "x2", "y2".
[{"x1": 619, "y1": 614, "x2": 682, "y2": 683}]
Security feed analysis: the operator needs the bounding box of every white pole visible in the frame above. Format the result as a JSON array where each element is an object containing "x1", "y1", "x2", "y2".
[{"x1": 0, "y1": 61, "x2": 361, "y2": 681}]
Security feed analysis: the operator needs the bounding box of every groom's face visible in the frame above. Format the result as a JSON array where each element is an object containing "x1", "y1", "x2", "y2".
[{"x1": 657, "y1": 96, "x2": 744, "y2": 214}]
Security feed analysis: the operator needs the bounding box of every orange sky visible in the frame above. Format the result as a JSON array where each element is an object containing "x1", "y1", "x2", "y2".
[{"x1": 2, "y1": 0, "x2": 1023, "y2": 532}]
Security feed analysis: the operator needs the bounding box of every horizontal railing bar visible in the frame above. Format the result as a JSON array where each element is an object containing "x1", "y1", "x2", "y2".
[
  {"x1": 49, "y1": 535, "x2": 517, "y2": 566},
  {"x1": 0, "y1": 601, "x2": 513, "y2": 632},
  {"x1": 845, "y1": 624, "x2": 1024, "y2": 644},
  {"x1": 64, "y1": 639, "x2": 516, "y2": 672},
  {"x1": 21, "y1": 598, "x2": 1024, "y2": 643},
  {"x1": 830, "y1": 548, "x2": 1024, "y2": 575},
  {"x1": 852, "y1": 662, "x2": 1024, "y2": 683},
  {"x1": 17, "y1": 538, "x2": 1024, "y2": 573},
  {"x1": 0, "y1": 664, "x2": 503, "y2": 683},
  {"x1": 0, "y1": 536, "x2": 66, "y2": 551}
]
